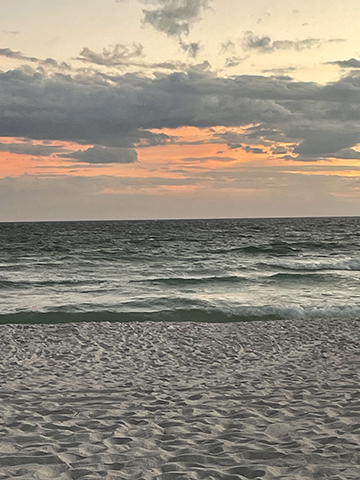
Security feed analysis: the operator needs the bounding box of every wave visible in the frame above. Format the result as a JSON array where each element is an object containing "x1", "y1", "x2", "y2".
[
  {"x1": 241, "y1": 244, "x2": 295, "y2": 255},
  {"x1": 260, "y1": 258, "x2": 360, "y2": 272},
  {"x1": 199, "y1": 243, "x2": 296, "y2": 256},
  {"x1": 269, "y1": 272, "x2": 335, "y2": 283},
  {"x1": 138, "y1": 275, "x2": 249, "y2": 286},
  {"x1": 1, "y1": 304, "x2": 360, "y2": 325},
  {"x1": 0, "y1": 279, "x2": 101, "y2": 290}
]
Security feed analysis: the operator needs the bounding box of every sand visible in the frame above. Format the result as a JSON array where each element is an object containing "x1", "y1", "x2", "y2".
[{"x1": 0, "y1": 318, "x2": 359, "y2": 480}]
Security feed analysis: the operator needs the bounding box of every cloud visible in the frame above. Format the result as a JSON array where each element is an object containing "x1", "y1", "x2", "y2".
[
  {"x1": 77, "y1": 43, "x2": 202, "y2": 70},
  {"x1": 180, "y1": 41, "x2": 201, "y2": 58},
  {"x1": 2, "y1": 67, "x2": 360, "y2": 158},
  {"x1": 0, "y1": 141, "x2": 65, "y2": 156},
  {"x1": 272, "y1": 146, "x2": 288, "y2": 154},
  {"x1": 78, "y1": 43, "x2": 144, "y2": 67},
  {"x1": 0, "y1": 47, "x2": 71, "y2": 72},
  {"x1": 240, "y1": 145, "x2": 266, "y2": 154},
  {"x1": 326, "y1": 58, "x2": 360, "y2": 69},
  {"x1": 261, "y1": 67, "x2": 297, "y2": 76},
  {"x1": 241, "y1": 31, "x2": 340, "y2": 54},
  {"x1": 213, "y1": 127, "x2": 286, "y2": 149},
  {"x1": 224, "y1": 56, "x2": 243, "y2": 68},
  {"x1": 182, "y1": 156, "x2": 236, "y2": 163},
  {"x1": 293, "y1": 129, "x2": 360, "y2": 156},
  {"x1": 0, "y1": 47, "x2": 38, "y2": 62},
  {"x1": 0, "y1": 69, "x2": 290, "y2": 146},
  {"x1": 327, "y1": 148, "x2": 360, "y2": 159},
  {"x1": 220, "y1": 40, "x2": 236, "y2": 55},
  {"x1": 142, "y1": 0, "x2": 211, "y2": 38},
  {"x1": 60, "y1": 146, "x2": 138, "y2": 164}
]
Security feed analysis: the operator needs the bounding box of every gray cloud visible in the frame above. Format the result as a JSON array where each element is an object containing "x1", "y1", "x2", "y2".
[
  {"x1": 78, "y1": 43, "x2": 144, "y2": 67},
  {"x1": 327, "y1": 148, "x2": 360, "y2": 159},
  {"x1": 60, "y1": 146, "x2": 138, "y2": 164},
  {"x1": 142, "y1": 0, "x2": 211, "y2": 37},
  {"x1": 220, "y1": 40, "x2": 236, "y2": 55},
  {"x1": 0, "y1": 69, "x2": 290, "y2": 145},
  {"x1": 241, "y1": 32, "x2": 341, "y2": 54},
  {"x1": 224, "y1": 56, "x2": 243, "y2": 68},
  {"x1": 0, "y1": 47, "x2": 71, "y2": 72},
  {"x1": 0, "y1": 47, "x2": 38, "y2": 62},
  {"x1": 182, "y1": 156, "x2": 236, "y2": 163},
  {"x1": 272, "y1": 146, "x2": 288, "y2": 154},
  {"x1": 0, "y1": 142, "x2": 65, "y2": 156},
  {"x1": 240, "y1": 145, "x2": 266, "y2": 154},
  {"x1": 261, "y1": 67, "x2": 297, "y2": 76},
  {"x1": 213, "y1": 127, "x2": 286, "y2": 149},
  {"x1": 180, "y1": 41, "x2": 201, "y2": 58},
  {"x1": 77, "y1": 43, "x2": 202, "y2": 70},
  {"x1": 326, "y1": 58, "x2": 360, "y2": 69},
  {"x1": 293, "y1": 128, "x2": 360, "y2": 156},
  {"x1": 2, "y1": 68, "x2": 360, "y2": 159}
]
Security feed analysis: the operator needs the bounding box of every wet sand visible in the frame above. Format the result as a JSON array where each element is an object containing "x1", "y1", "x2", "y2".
[{"x1": 0, "y1": 318, "x2": 359, "y2": 479}]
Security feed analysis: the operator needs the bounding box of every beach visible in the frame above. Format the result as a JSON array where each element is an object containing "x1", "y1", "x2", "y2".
[{"x1": 1, "y1": 318, "x2": 359, "y2": 479}]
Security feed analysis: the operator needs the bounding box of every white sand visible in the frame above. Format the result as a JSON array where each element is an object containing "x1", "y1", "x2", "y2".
[{"x1": 0, "y1": 318, "x2": 359, "y2": 479}]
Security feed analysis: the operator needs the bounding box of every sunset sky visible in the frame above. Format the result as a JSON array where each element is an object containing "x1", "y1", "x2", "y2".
[{"x1": 1, "y1": 0, "x2": 360, "y2": 220}]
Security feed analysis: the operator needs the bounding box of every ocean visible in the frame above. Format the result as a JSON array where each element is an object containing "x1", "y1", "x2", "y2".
[{"x1": 1, "y1": 216, "x2": 360, "y2": 324}]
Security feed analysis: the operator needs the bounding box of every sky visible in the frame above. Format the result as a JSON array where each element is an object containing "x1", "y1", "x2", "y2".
[{"x1": 1, "y1": 0, "x2": 360, "y2": 221}]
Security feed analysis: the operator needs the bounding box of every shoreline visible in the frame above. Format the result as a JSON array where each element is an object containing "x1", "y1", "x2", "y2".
[{"x1": 1, "y1": 318, "x2": 359, "y2": 479}]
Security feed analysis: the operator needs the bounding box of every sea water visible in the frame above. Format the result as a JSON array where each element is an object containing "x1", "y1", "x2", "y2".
[{"x1": 1, "y1": 217, "x2": 360, "y2": 323}]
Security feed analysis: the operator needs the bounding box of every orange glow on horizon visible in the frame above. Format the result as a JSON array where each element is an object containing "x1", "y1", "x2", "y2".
[{"x1": 1, "y1": 131, "x2": 360, "y2": 187}]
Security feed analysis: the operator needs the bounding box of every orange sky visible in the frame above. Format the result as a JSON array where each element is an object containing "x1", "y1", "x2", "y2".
[{"x1": 2, "y1": 129, "x2": 360, "y2": 183}]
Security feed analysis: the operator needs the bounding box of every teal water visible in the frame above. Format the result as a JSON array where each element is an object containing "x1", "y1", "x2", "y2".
[{"x1": 1, "y1": 217, "x2": 360, "y2": 323}]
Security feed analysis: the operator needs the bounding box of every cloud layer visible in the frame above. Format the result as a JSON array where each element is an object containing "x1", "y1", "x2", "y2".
[{"x1": 1, "y1": 67, "x2": 360, "y2": 159}]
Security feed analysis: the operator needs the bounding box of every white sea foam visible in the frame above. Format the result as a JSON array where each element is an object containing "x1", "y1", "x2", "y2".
[{"x1": 263, "y1": 257, "x2": 360, "y2": 271}]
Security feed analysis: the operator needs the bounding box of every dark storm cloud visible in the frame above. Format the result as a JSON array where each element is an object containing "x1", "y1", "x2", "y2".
[
  {"x1": 60, "y1": 146, "x2": 138, "y2": 164},
  {"x1": 326, "y1": 58, "x2": 360, "y2": 69},
  {"x1": 241, "y1": 32, "x2": 343, "y2": 54},
  {"x1": 142, "y1": 0, "x2": 211, "y2": 38},
  {"x1": 2, "y1": 67, "x2": 360, "y2": 158}
]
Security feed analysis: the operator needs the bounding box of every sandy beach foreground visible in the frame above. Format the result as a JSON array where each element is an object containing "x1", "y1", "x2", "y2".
[{"x1": 0, "y1": 319, "x2": 359, "y2": 480}]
